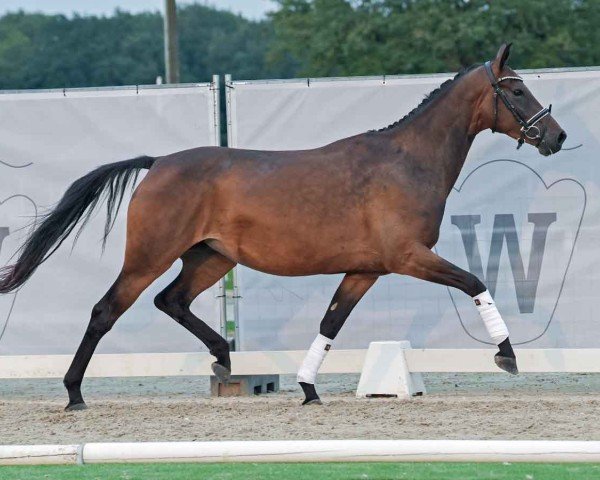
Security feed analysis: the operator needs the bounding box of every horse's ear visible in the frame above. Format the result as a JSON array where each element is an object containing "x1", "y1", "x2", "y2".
[{"x1": 494, "y1": 43, "x2": 512, "y2": 72}]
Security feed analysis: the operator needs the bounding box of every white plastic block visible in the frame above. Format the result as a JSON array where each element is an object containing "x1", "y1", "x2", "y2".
[{"x1": 356, "y1": 341, "x2": 425, "y2": 399}]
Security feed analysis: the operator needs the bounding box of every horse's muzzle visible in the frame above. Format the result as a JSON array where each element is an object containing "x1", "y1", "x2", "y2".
[
  {"x1": 538, "y1": 129, "x2": 567, "y2": 156},
  {"x1": 556, "y1": 130, "x2": 568, "y2": 150}
]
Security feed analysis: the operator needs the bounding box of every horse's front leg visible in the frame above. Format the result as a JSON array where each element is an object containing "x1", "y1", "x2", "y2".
[
  {"x1": 298, "y1": 272, "x2": 379, "y2": 405},
  {"x1": 397, "y1": 243, "x2": 517, "y2": 373}
]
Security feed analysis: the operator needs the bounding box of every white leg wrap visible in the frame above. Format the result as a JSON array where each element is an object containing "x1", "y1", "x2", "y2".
[
  {"x1": 473, "y1": 290, "x2": 509, "y2": 345},
  {"x1": 297, "y1": 334, "x2": 333, "y2": 384}
]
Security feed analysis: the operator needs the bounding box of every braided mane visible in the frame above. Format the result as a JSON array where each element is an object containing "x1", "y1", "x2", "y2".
[{"x1": 375, "y1": 64, "x2": 481, "y2": 132}]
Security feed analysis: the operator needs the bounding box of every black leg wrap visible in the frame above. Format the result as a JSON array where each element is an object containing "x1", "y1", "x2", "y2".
[
  {"x1": 495, "y1": 338, "x2": 519, "y2": 375},
  {"x1": 299, "y1": 382, "x2": 322, "y2": 406}
]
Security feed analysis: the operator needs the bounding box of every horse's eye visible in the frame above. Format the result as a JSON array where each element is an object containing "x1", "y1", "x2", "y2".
[{"x1": 513, "y1": 89, "x2": 524, "y2": 96}]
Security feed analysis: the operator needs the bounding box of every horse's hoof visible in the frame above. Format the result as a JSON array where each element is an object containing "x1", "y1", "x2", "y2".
[
  {"x1": 299, "y1": 381, "x2": 321, "y2": 406},
  {"x1": 64, "y1": 402, "x2": 87, "y2": 412},
  {"x1": 494, "y1": 354, "x2": 519, "y2": 375},
  {"x1": 302, "y1": 398, "x2": 323, "y2": 406},
  {"x1": 211, "y1": 362, "x2": 231, "y2": 384}
]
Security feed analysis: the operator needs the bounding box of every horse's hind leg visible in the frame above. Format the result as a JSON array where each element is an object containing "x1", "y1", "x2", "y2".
[
  {"x1": 154, "y1": 243, "x2": 236, "y2": 382},
  {"x1": 63, "y1": 264, "x2": 171, "y2": 411},
  {"x1": 298, "y1": 273, "x2": 378, "y2": 405},
  {"x1": 63, "y1": 191, "x2": 193, "y2": 411},
  {"x1": 398, "y1": 243, "x2": 517, "y2": 374}
]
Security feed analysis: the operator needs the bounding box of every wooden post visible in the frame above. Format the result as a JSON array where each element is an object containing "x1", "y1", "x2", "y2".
[{"x1": 163, "y1": 0, "x2": 180, "y2": 84}]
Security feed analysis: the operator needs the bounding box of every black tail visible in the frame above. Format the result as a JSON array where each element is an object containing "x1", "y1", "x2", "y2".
[{"x1": 0, "y1": 155, "x2": 155, "y2": 294}]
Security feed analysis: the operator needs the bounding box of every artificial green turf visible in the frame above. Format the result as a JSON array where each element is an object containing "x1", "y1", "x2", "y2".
[{"x1": 2, "y1": 462, "x2": 600, "y2": 480}]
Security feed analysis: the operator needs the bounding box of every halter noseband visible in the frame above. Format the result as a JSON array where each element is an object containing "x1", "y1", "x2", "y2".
[{"x1": 484, "y1": 60, "x2": 551, "y2": 149}]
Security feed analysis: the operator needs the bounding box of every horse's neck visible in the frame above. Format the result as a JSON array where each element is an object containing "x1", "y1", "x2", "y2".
[{"x1": 395, "y1": 73, "x2": 483, "y2": 195}]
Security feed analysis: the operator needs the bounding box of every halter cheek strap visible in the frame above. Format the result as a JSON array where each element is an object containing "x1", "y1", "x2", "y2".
[{"x1": 484, "y1": 61, "x2": 552, "y2": 149}]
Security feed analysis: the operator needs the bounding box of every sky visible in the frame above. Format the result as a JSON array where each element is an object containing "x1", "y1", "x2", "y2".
[{"x1": 0, "y1": 1, "x2": 276, "y2": 20}]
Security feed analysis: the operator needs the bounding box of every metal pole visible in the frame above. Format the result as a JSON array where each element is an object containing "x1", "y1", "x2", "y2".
[
  {"x1": 212, "y1": 74, "x2": 221, "y2": 147},
  {"x1": 218, "y1": 278, "x2": 227, "y2": 339},
  {"x1": 163, "y1": 0, "x2": 180, "y2": 83},
  {"x1": 232, "y1": 266, "x2": 240, "y2": 351},
  {"x1": 225, "y1": 74, "x2": 234, "y2": 146}
]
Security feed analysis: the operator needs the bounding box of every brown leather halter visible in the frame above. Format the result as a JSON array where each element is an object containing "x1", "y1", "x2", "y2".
[{"x1": 484, "y1": 61, "x2": 551, "y2": 149}]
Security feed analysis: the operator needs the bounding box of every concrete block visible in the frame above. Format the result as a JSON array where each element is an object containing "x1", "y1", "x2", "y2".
[{"x1": 211, "y1": 374, "x2": 280, "y2": 397}]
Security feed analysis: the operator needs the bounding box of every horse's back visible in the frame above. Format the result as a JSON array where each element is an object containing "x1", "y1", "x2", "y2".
[{"x1": 129, "y1": 143, "x2": 439, "y2": 275}]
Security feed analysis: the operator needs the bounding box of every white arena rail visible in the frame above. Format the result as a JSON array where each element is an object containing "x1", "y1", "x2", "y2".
[
  {"x1": 3, "y1": 440, "x2": 600, "y2": 465},
  {"x1": 1, "y1": 343, "x2": 599, "y2": 397},
  {"x1": 0, "y1": 349, "x2": 364, "y2": 378}
]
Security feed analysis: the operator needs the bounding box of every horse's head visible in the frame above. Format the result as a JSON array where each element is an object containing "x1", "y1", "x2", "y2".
[{"x1": 480, "y1": 43, "x2": 567, "y2": 156}]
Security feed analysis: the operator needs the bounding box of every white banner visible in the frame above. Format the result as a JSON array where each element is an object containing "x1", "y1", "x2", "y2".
[
  {"x1": 228, "y1": 68, "x2": 599, "y2": 350},
  {"x1": 0, "y1": 84, "x2": 222, "y2": 354}
]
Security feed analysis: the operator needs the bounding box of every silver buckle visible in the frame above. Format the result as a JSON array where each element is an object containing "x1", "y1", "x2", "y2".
[{"x1": 522, "y1": 124, "x2": 541, "y2": 140}]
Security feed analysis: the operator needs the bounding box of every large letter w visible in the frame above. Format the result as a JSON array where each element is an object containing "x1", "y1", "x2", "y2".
[{"x1": 450, "y1": 213, "x2": 557, "y2": 313}]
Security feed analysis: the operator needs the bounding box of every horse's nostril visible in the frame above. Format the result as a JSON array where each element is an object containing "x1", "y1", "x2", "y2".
[{"x1": 557, "y1": 131, "x2": 567, "y2": 146}]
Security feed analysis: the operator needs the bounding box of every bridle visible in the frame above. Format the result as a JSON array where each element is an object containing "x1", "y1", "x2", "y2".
[{"x1": 484, "y1": 60, "x2": 551, "y2": 149}]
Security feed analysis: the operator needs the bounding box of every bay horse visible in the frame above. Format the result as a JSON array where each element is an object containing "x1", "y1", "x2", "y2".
[{"x1": 0, "y1": 44, "x2": 567, "y2": 410}]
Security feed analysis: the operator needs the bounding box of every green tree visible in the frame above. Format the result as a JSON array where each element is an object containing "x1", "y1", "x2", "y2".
[
  {"x1": 269, "y1": 0, "x2": 600, "y2": 76},
  {"x1": 0, "y1": 1, "x2": 598, "y2": 91},
  {"x1": 0, "y1": 5, "x2": 294, "y2": 90}
]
